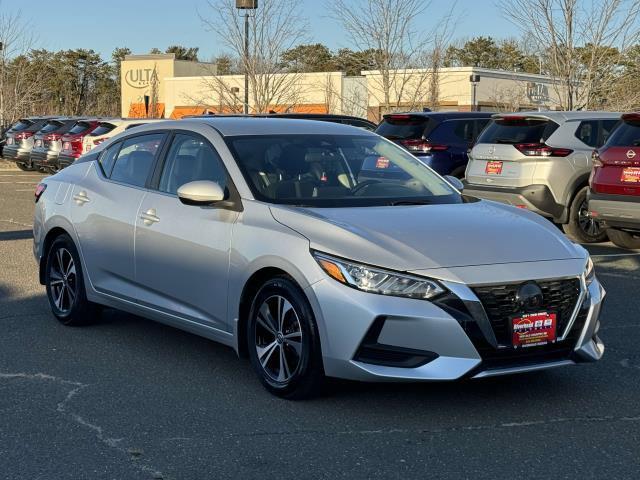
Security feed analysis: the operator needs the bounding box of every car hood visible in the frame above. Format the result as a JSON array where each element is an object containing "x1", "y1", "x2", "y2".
[{"x1": 269, "y1": 200, "x2": 584, "y2": 271}]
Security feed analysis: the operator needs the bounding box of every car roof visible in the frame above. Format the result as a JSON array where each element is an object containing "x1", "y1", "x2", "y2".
[
  {"x1": 494, "y1": 111, "x2": 622, "y2": 122},
  {"x1": 178, "y1": 117, "x2": 379, "y2": 137},
  {"x1": 382, "y1": 111, "x2": 494, "y2": 121}
]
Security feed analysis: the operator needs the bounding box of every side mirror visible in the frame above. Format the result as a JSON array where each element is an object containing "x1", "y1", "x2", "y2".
[
  {"x1": 177, "y1": 180, "x2": 226, "y2": 206},
  {"x1": 444, "y1": 175, "x2": 464, "y2": 191}
]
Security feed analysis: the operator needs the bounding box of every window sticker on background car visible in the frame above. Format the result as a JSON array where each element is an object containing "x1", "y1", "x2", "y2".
[
  {"x1": 485, "y1": 160, "x2": 503, "y2": 175},
  {"x1": 375, "y1": 157, "x2": 390, "y2": 169}
]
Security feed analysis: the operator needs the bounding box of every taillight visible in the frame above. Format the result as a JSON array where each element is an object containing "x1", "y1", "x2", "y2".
[
  {"x1": 35, "y1": 183, "x2": 47, "y2": 203},
  {"x1": 93, "y1": 137, "x2": 106, "y2": 146},
  {"x1": 44, "y1": 133, "x2": 62, "y2": 141},
  {"x1": 14, "y1": 132, "x2": 34, "y2": 140},
  {"x1": 401, "y1": 139, "x2": 449, "y2": 153},
  {"x1": 514, "y1": 143, "x2": 573, "y2": 157},
  {"x1": 592, "y1": 150, "x2": 603, "y2": 167}
]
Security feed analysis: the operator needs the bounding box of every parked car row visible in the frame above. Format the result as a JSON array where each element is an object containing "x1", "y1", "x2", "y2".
[{"x1": 1, "y1": 117, "x2": 164, "y2": 172}]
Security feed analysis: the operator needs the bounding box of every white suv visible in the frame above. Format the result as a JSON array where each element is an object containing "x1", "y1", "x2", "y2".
[{"x1": 463, "y1": 111, "x2": 620, "y2": 243}]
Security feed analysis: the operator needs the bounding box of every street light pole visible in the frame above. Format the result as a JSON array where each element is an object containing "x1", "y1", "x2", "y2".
[
  {"x1": 469, "y1": 74, "x2": 480, "y2": 112},
  {"x1": 236, "y1": 0, "x2": 258, "y2": 115},
  {"x1": 244, "y1": 12, "x2": 249, "y2": 114},
  {"x1": 0, "y1": 41, "x2": 4, "y2": 131}
]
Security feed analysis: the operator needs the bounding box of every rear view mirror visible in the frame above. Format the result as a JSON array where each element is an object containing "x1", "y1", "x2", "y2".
[
  {"x1": 177, "y1": 180, "x2": 225, "y2": 206},
  {"x1": 444, "y1": 175, "x2": 464, "y2": 191}
]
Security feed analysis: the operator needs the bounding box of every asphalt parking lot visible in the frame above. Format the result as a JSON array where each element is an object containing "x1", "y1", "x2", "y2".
[{"x1": 0, "y1": 169, "x2": 639, "y2": 480}]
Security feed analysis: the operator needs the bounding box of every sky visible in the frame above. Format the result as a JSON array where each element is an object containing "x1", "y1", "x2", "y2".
[{"x1": 1, "y1": 0, "x2": 519, "y2": 61}]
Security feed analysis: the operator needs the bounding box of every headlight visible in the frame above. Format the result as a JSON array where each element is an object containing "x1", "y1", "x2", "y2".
[
  {"x1": 585, "y1": 257, "x2": 595, "y2": 285},
  {"x1": 312, "y1": 251, "x2": 446, "y2": 300}
]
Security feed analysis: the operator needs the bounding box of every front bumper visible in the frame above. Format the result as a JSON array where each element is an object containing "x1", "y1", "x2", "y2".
[
  {"x1": 309, "y1": 269, "x2": 604, "y2": 382},
  {"x1": 589, "y1": 191, "x2": 640, "y2": 232},
  {"x1": 463, "y1": 182, "x2": 566, "y2": 222}
]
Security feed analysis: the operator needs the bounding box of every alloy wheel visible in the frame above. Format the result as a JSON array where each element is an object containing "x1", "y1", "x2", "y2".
[
  {"x1": 577, "y1": 199, "x2": 602, "y2": 238},
  {"x1": 48, "y1": 247, "x2": 77, "y2": 314},
  {"x1": 254, "y1": 295, "x2": 303, "y2": 383}
]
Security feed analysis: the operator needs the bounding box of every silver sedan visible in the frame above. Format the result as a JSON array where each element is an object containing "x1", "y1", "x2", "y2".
[{"x1": 33, "y1": 117, "x2": 605, "y2": 398}]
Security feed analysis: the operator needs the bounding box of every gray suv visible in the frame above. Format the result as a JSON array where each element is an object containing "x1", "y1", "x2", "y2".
[{"x1": 463, "y1": 112, "x2": 620, "y2": 243}]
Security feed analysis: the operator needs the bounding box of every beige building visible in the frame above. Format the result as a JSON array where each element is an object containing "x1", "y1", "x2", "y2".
[
  {"x1": 120, "y1": 54, "x2": 216, "y2": 118},
  {"x1": 121, "y1": 55, "x2": 565, "y2": 121}
]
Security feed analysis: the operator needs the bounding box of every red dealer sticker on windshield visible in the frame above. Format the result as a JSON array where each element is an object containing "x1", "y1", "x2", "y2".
[
  {"x1": 512, "y1": 312, "x2": 557, "y2": 348},
  {"x1": 376, "y1": 157, "x2": 390, "y2": 169}
]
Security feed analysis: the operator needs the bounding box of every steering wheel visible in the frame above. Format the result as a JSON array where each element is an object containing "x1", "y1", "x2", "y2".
[{"x1": 351, "y1": 180, "x2": 382, "y2": 196}]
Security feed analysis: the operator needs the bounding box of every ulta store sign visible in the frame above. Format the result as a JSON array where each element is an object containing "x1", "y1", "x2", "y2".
[{"x1": 125, "y1": 68, "x2": 159, "y2": 89}]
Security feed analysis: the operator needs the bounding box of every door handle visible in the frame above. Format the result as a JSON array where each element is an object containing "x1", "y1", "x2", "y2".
[
  {"x1": 73, "y1": 191, "x2": 90, "y2": 205},
  {"x1": 140, "y1": 208, "x2": 160, "y2": 225}
]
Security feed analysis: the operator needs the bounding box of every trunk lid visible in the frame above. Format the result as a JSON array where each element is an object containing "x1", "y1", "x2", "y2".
[{"x1": 466, "y1": 115, "x2": 560, "y2": 188}]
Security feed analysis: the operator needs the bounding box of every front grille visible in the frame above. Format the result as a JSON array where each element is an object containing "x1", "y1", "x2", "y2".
[{"x1": 472, "y1": 278, "x2": 581, "y2": 346}]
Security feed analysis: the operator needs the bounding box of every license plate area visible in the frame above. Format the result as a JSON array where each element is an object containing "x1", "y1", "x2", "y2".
[
  {"x1": 485, "y1": 160, "x2": 503, "y2": 175},
  {"x1": 35, "y1": 139, "x2": 42, "y2": 147},
  {"x1": 6, "y1": 138, "x2": 13, "y2": 145},
  {"x1": 621, "y1": 167, "x2": 640, "y2": 183},
  {"x1": 511, "y1": 311, "x2": 557, "y2": 348}
]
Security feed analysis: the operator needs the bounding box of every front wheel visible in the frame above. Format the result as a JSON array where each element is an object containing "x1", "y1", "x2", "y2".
[
  {"x1": 563, "y1": 187, "x2": 608, "y2": 243},
  {"x1": 45, "y1": 234, "x2": 100, "y2": 326},
  {"x1": 607, "y1": 228, "x2": 640, "y2": 250},
  {"x1": 247, "y1": 276, "x2": 325, "y2": 399}
]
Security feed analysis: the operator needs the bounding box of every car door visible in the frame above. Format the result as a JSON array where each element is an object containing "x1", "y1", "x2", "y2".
[
  {"x1": 134, "y1": 132, "x2": 240, "y2": 332},
  {"x1": 71, "y1": 132, "x2": 166, "y2": 299}
]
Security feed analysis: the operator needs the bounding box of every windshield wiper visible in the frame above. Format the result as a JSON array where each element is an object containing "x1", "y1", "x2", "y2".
[{"x1": 389, "y1": 200, "x2": 433, "y2": 206}]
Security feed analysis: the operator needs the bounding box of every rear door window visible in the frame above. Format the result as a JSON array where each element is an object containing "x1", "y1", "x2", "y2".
[
  {"x1": 99, "y1": 143, "x2": 121, "y2": 177},
  {"x1": 575, "y1": 121, "x2": 599, "y2": 147},
  {"x1": 600, "y1": 120, "x2": 619, "y2": 146},
  {"x1": 376, "y1": 116, "x2": 431, "y2": 139},
  {"x1": 109, "y1": 133, "x2": 165, "y2": 188},
  {"x1": 476, "y1": 118, "x2": 559, "y2": 144}
]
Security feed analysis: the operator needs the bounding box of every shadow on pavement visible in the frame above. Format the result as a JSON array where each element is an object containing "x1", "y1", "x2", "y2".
[{"x1": 0, "y1": 229, "x2": 33, "y2": 241}]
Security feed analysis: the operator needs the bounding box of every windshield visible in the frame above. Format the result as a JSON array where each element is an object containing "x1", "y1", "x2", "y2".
[
  {"x1": 68, "y1": 121, "x2": 92, "y2": 135},
  {"x1": 376, "y1": 116, "x2": 431, "y2": 139},
  {"x1": 11, "y1": 120, "x2": 34, "y2": 132},
  {"x1": 477, "y1": 118, "x2": 559, "y2": 144},
  {"x1": 226, "y1": 134, "x2": 461, "y2": 207},
  {"x1": 39, "y1": 121, "x2": 63, "y2": 133},
  {"x1": 605, "y1": 119, "x2": 640, "y2": 146}
]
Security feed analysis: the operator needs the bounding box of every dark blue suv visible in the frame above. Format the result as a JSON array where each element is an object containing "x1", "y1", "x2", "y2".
[{"x1": 376, "y1": 112, "x2": 493, "y2": 178}]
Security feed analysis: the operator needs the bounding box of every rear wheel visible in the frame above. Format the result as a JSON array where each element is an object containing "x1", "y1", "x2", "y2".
[
  {"x1": 563, "y1": 187, "x2": 608, "y2": 243},
  {"x1": 247, "y1": 276, "x2": 324, "y2": 399},
  {"x1": 45, "y1": 234, "x2": 100, "y2": 326},
  {"x1": 607, "y1": 228, "x2": 640, "y2": 250}
]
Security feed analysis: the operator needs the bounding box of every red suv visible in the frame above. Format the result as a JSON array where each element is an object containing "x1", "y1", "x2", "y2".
[
  {"x1": 589, "y1": 112, "x2": 640, "y2": 249},
  {"x1": 57, "y1": 120, "x2": 100, "y2": 169}
]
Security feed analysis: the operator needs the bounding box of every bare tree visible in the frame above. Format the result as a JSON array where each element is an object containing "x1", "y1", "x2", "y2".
[
  {"x1": 0, "y1": 4, "x2": 39, "y2": 128},
  {"x1": 499, "y1": 0, "x2": 640, "y2": 110},
  {"x1": 328, "y1": 0, "x2": 457, "y2": 118},
  {"x1": 201, "y1": 0, "x2": 309, "y2": 113}
]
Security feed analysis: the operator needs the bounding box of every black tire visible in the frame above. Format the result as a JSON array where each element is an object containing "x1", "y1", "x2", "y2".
[
  {"x1": 563, "y1": 187, "x2": 608, "y2": 243},
  {"x1": 44, "y1": 234, "x2": 100, "y2": 326},
  {"x1": 607, "y1": 228, "x2": 640, "y2": 250},
  {"x1": 16, "y1": 162, "x2": 35, "y2": 171},
  {"x1": 247, "y1": 276, "x2": 325, "y2": 399}
]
